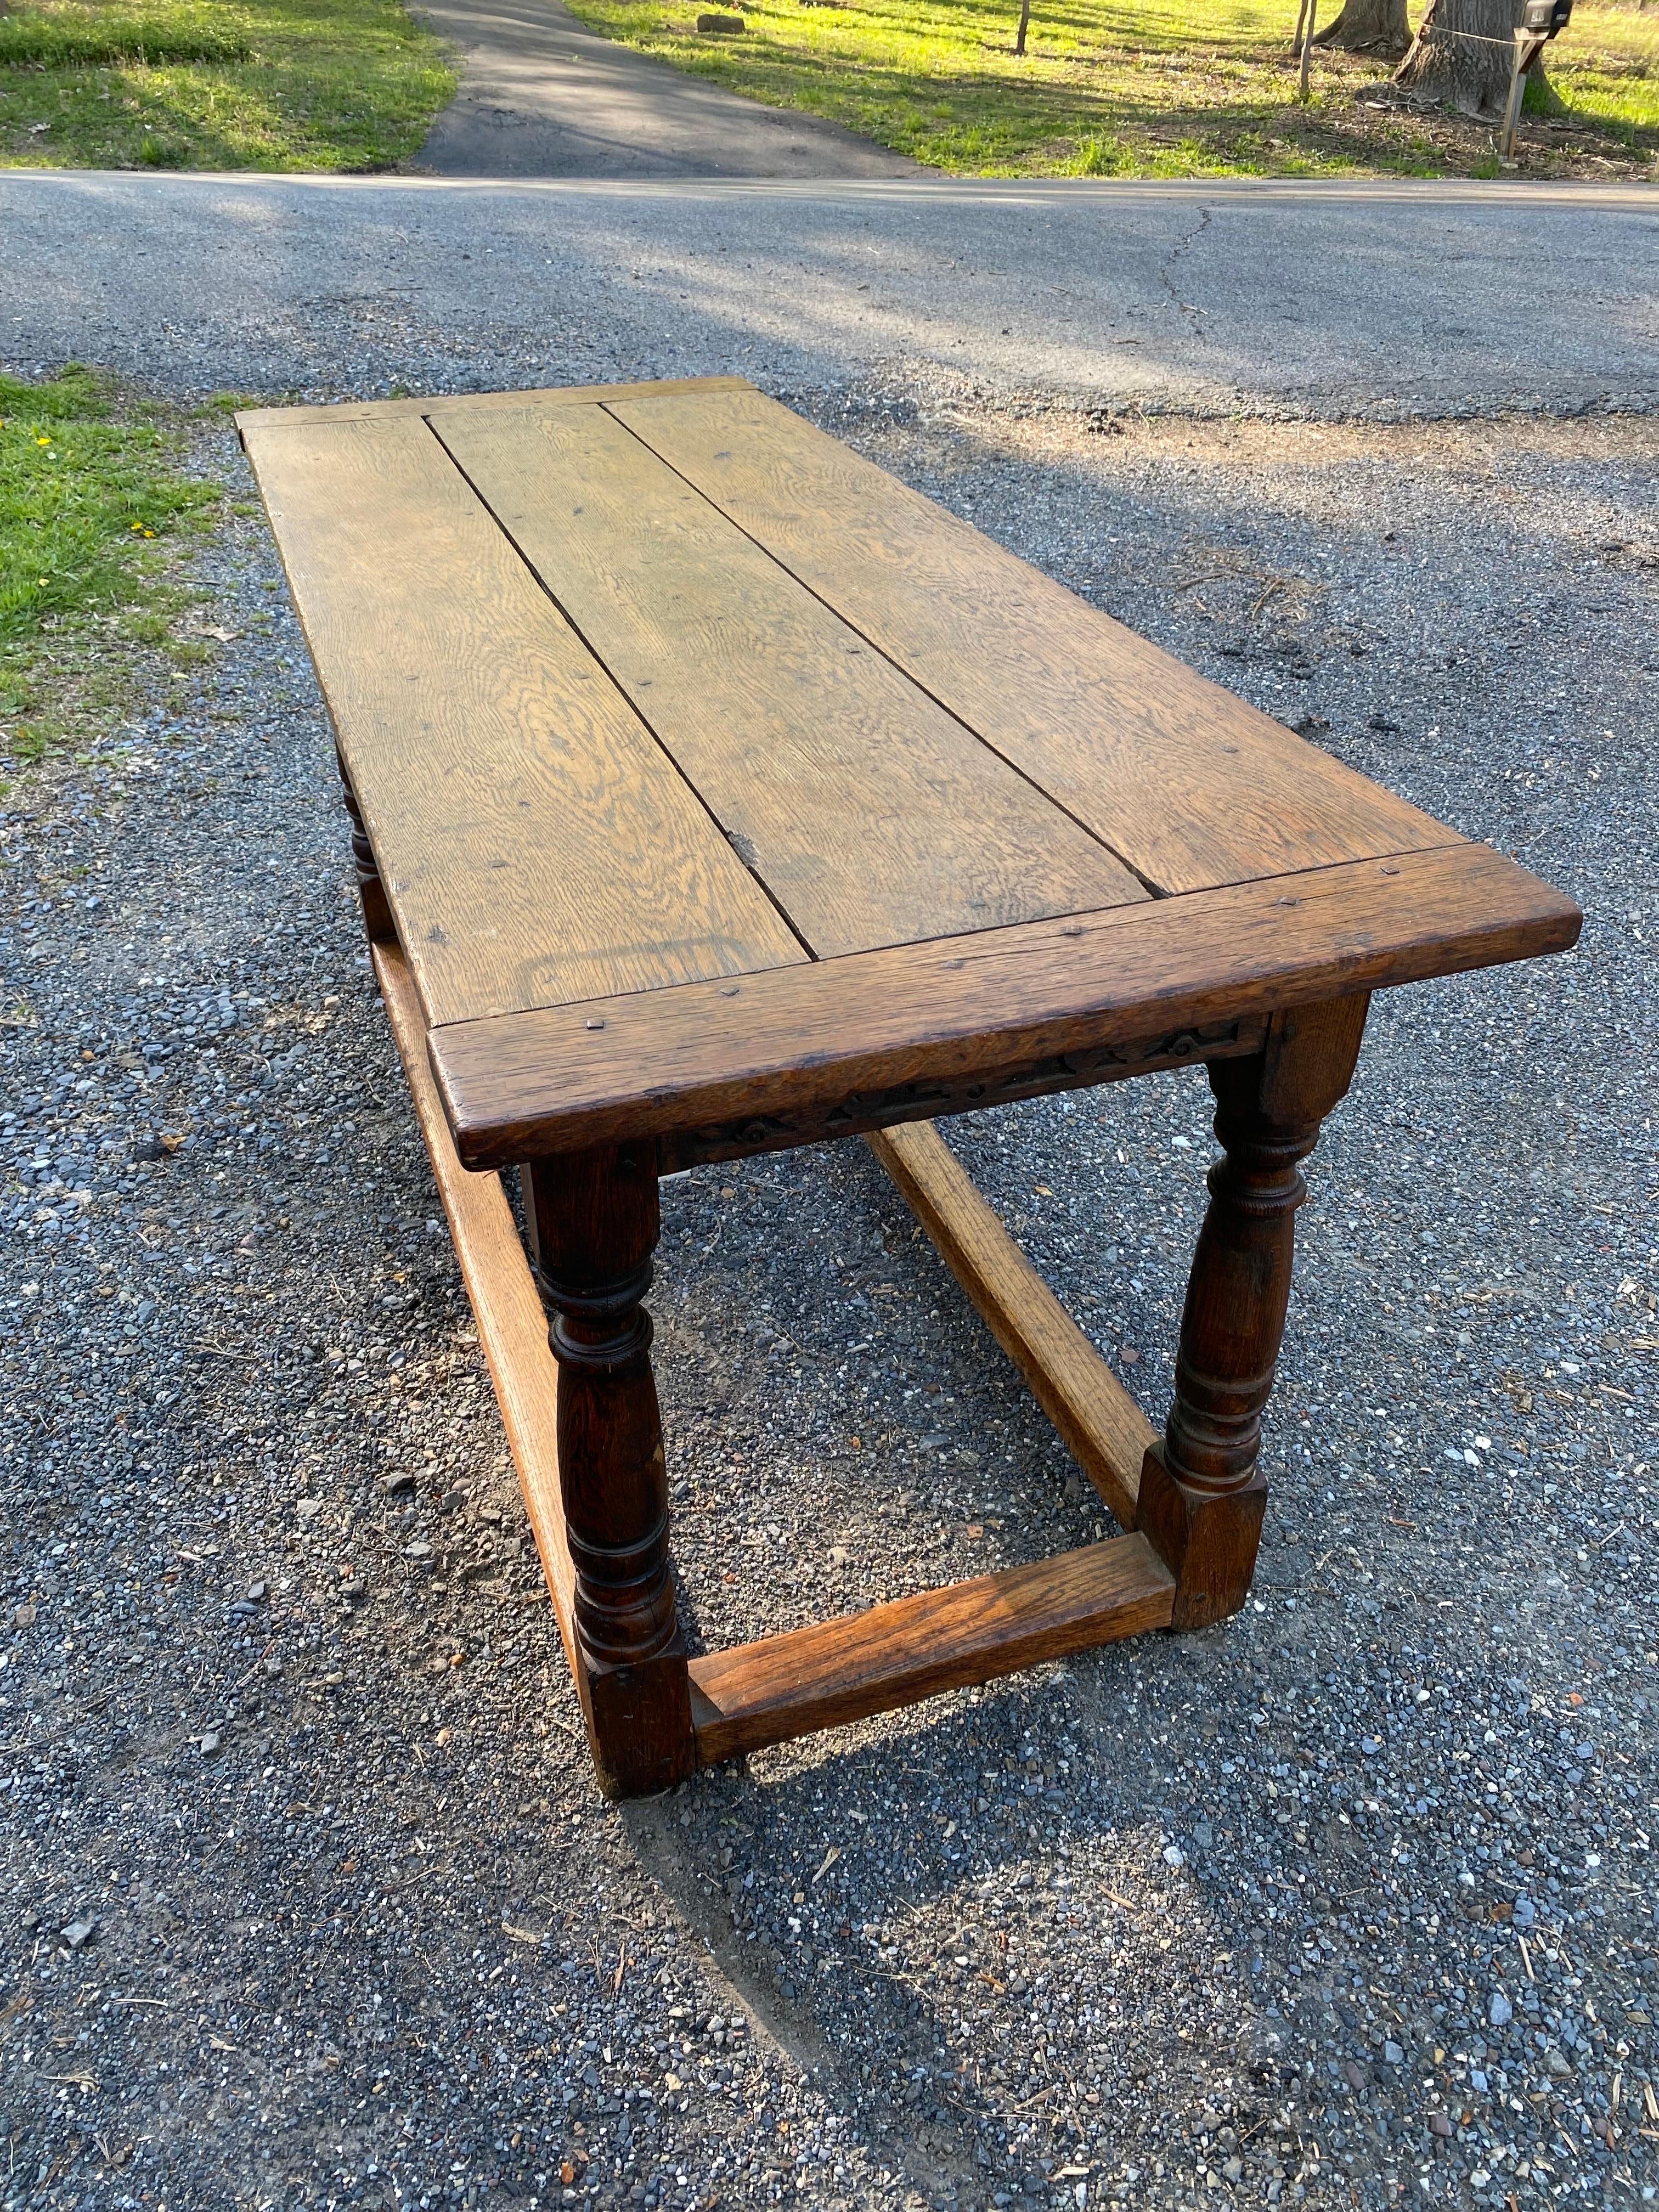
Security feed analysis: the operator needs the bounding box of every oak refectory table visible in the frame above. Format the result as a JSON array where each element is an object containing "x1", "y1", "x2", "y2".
[{"x1": 238, "y1": 375, "x2": 1579, "y2": 1799}]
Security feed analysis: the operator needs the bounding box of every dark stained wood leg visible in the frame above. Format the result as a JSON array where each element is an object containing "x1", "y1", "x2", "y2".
[
  {"x1": 336, "y1": 745, "x2": 396, "y2": 945},
  {"x1": 1138, "y1": 995, "x2": 1371, "y2": 1628},
  {"x1": 522, "y1": 1143, "x2": 693, "y2": 1797}
]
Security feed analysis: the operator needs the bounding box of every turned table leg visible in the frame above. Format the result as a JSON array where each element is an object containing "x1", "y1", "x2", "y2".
[
  {"x1": 337, "y1": 746, "x2": 395, "y2": 945},
  {"x1": 1138, "y1": 995, "x2": 1370, "y2": 1628},
  {"x1": 522, "y1": 1143, "x2": 694, "y2": 1797}
]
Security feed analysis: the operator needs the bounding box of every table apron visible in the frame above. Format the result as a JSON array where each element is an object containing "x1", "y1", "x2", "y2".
[{"x1": 651, "y1": 1013, "x2": 1270, "y2": 1172}]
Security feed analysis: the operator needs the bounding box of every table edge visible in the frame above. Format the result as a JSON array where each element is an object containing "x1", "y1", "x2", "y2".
[
  {"x1": 234, "y1": 374, "x2": 755, "y2": 435},
  {"x1": 425, "y1": 843, "x2": 1582, "y2": 1170}
]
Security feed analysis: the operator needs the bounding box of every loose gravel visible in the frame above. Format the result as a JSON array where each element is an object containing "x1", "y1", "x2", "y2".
[{"x1": 1, "y1": 395, "x2": 1656, "y2": 2212}]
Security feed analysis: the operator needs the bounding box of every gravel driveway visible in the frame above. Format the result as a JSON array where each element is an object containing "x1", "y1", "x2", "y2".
[{"x1": 2, "y1": 179, "x2": 1657, "y2": 2212}]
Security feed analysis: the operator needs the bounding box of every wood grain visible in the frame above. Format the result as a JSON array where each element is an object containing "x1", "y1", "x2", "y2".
[
  {"x1": 242, "y1": 413, "x2": 805, "y2": 1026},
  {"x1": 428, "y1": 842, "x2": 1582, "y2": 1169},
  {"x1": 373, "y1": 940, "x2": 581, "y2": 1690},
  {"x1": 523, "y1": 1143, "x2": 695, "y2": 1797},
  {"x1": 609, "y1": 388, "x2": 1457, "y2": 895},
  {"x1": 865, "y1": 1121, "x2": 1155, "y2": 1529},
  {"x1": 655, "y1": 1011, "x2": 1263, "y2": 1172},
  {"x1": 235, "y1": 375, "x2": 754, "y2": 434},
  {"x1": 1138, "y1": 994, "x2": 1370, "y2": 1627},
  {"x1": 433, "y1": 403, "x2": 1143, "y2": 956},
  {"x1": 687, "y1": 1533, "x2": 1175, "y2": 1763}
]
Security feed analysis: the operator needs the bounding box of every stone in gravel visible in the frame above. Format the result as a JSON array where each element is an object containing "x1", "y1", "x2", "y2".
[
  {"x1": 1488, "y1": 1991, "x2": 1513, "y2": 2028},
  {"x1": 61, "y1": 1918, "x2": 96, "y2": 1950},
  {"x1": 198, "y1": 1730, "x2": 222, "y2": 1756},
  {"x1": 383, "y1": 1469, "x2": 416, "y2": 1496}
]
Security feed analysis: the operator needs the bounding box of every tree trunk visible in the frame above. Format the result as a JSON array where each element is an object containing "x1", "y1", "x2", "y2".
[
  {"x1": 1395, "y1": 0, "x2": 1544, "y2": 116},
  {"x1": 1015, "y1": 0, "x2": 1031, "y2": 54},
  {"x1": 1313, "y1": 0, "x2": 1410, "y2": 55}
]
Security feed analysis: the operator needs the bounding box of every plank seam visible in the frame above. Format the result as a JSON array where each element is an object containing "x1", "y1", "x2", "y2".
[
  {"x1": 601, "y1": 397, "x2": 1169, "y2": 900},
  {"x1": 421, "y1": 413, "x2": 820, "y2": 967},
  {"x1": 417, "y1": 837, "x2": 1478, "y2": 1040}
]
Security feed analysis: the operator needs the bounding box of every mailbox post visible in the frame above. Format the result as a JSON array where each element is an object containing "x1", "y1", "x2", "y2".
[{"x1": 1502, "y1": 0, "x2": 1573, "y2": 160}]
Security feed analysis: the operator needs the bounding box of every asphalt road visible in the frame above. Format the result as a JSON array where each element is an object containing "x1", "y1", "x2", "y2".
[
  {"x1": 2, "y1": 172, "x2": 1656, "y2": 417},
  {"x1": 408, "y1": 0, "x2": 921, "y2": 178}
]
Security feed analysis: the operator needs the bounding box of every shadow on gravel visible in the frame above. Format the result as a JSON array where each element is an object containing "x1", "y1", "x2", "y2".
[{"x1": 622, "y1": 1653, "x2": 1276, "y2": 2209}]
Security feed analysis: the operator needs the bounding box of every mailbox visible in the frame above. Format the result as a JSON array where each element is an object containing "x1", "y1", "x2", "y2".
[{"x1": 1520, "y1": 0, "x2": 1572, "y2": 36}]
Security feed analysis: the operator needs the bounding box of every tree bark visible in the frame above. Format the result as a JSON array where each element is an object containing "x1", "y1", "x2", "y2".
[
  {"x1": 1395, "y1": 0, "x2": 1545, "y2": 116},
  {"x1": 1313, "y1": 0, "x2": 1410, "y2": 55},
  {"x1": 1015, "y1": 0, "x2": 1031, "y2": 54}
]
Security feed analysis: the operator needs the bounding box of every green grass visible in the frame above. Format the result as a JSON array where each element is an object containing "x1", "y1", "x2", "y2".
[
  {"x1": 560, "y1": 0, "x2": 1659, "y2": 176},
  {"x1": 0, "y1": 0, "x2": 455, "y2": 170},
  {"x1": 0, "y1": 0, "x2": 1649, "y2": 179},
  {"x1": 1549, "y1": 3, "x2": 1659, "y2": 144},
  {"x1": 0, "y1": 364, "x2": 222, "y2": 776}
]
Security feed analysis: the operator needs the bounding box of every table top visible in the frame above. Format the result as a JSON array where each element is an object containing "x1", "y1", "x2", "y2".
[{"x1": 239, "y1": 376, "x2": 1579, "y2": 1169}]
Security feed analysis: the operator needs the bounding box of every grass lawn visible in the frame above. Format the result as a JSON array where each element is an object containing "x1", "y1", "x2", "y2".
[
  {"x1": 561, "y1": 0, "x2": 1659, "y2": 177},
  {"x1": 0, "y1": 365, "x2": 228, "y2": 783},
  {"x1": 0, "y1": 0, "x2": 454, "y2": 170}
]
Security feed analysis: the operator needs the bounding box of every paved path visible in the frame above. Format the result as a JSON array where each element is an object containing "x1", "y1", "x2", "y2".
[
  {"x1": 2, "y1": 173, "x2": 1656, "y2": 417},
  {"x1": 409, "y1": 0, "x2": 920, "y2": 177}
]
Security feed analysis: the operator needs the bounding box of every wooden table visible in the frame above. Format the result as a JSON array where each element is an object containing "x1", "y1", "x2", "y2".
[{"x1": 239, "y1": 375, "x2": 1579, "y2": 1799}]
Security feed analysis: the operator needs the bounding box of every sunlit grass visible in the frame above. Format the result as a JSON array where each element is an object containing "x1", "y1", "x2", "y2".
[
  {"x1": 0, "y1": 0, "x2": 454, "y2": 170},
  {"x1": 1549, "y1": 1, "x2": 1659, "y2": 138},
  {"x1": 0, "y1": 365, "x2": 223, "y2": 776},
  {"x1": 561, "y1": 0, "x2": 1659, "y2": 176}
]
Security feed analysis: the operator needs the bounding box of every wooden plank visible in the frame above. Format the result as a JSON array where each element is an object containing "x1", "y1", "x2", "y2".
[
  {"x1": 608, "y1": 387, "x2": 1458, "y2": 896},
  {"x1": 433, "y1": 404, "x2": 1145, "y2": 957},
  {"x1": 866, "y1": 1121, "x2": 1155, "y2": 1529},
  {"x1": 235, "y1": 374, "x2": 754, "y2": 435},
  {"x1": 687, "y1": 1534, "x2": 1175, "y2": 1763},
  {"x1": 373, "y1": 940, "x2": 582, "y2": 1693},
  {"x1": 427, "y1": 842, "x2": 1582, "y2": 1169},
  {"x1": 242, "y1": 413, "x2": 805, "y2": 1026}
]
